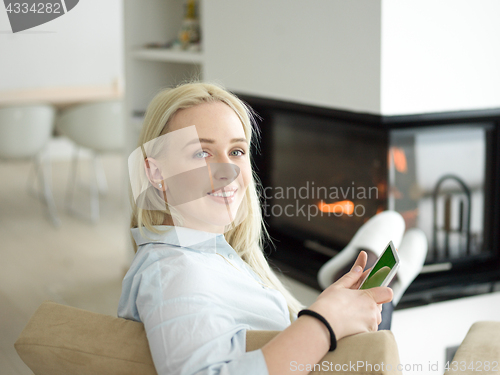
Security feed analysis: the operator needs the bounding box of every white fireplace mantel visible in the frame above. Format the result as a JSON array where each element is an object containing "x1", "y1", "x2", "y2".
[{"x1": 202, "y1": 0, "x2": 500, "y2": 117}]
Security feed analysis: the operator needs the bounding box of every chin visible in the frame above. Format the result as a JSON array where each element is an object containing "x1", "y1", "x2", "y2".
[{"x1": 176, "y1": 192, "x2": 247, "y2": 230}]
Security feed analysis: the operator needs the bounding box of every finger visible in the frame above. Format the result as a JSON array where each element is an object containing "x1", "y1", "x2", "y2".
[
  {"x1": 334, "y1": 251, "x2": 370, "y2": 289},
  {"x1": 370, "y1": 313, "x2": 381, "y2": 332},
  {"x1": 351, "y1": 251, "x2": 368, "y2": 272},
  {"x1": 366, "y1": 287, "x2": 394, "y2": 304},
  {"x1": 334, "y1": 264, "x2": 364, "y2": 289},
  {"x1": 351, "y1": 268, "x2": 371, "y2": 290}
]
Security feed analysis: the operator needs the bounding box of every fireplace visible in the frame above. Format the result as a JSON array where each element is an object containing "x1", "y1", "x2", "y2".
[
  {"x1": 266, "y1": 110, "x2": 387, "y2": 247},
  {"x1": 242, "y1": 94, "x2": 500, "y2": 308}
]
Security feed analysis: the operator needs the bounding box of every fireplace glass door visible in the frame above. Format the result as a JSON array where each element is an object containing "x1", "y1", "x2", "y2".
[
  {"x1": 268, "y1": 110, "x2": 387, "y2": 247},
  {"x1": 389, "y1": 123, "x2": 494, "y2": 269}
]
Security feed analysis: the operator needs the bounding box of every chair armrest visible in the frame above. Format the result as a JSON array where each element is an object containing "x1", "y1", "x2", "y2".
[
  {"x1": 247, "y1": 329, "x2": 402, "y2": 375},
  {"x1": 445, "y1": 321, "x2": 500, "y2": 375}
]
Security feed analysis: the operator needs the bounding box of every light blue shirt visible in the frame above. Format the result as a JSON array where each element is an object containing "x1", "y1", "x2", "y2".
[{"x1": 118, "y1": 226, "x2": 291, "y2": 375}]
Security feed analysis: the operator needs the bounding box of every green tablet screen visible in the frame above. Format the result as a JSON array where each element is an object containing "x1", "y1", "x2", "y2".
[{"x1": 359, "y1": 244, "x2": 397, "y2": 290}]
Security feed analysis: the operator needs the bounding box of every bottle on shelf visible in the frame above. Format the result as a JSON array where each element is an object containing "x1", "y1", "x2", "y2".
[{"x1": 177, "y1": 0, "x2": 201, "y2": 52}]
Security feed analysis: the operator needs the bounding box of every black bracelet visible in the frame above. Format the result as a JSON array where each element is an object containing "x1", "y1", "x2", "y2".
[{"x1": 298, "y1": 309, "x2": 337, "y2": 352}]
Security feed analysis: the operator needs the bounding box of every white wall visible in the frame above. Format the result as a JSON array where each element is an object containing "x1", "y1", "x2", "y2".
[
  {"x1": 202, "y1": 0, "x2": 500, "y2": 116},
  {"x1": 0, "y1": 0, "x2": 123, "y2": 91},
  {"x1": 4, "y1": 1, "x2": 497, "y2": 114},
  {"x1": 381, "y1": 0, "x2": 500, "y2": 115},
  {"x1": 203, "y1": 0, "x2": 382, "y2": 114}
]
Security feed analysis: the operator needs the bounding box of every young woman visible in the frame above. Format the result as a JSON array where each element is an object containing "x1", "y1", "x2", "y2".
[{"x1": 118, "y1": 82, "x2": 393, "y2": 375}]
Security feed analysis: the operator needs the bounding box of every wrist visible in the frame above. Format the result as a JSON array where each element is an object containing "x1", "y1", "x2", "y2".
[
  {"x1": 308, "y1": 301, "x2": 345, "y2": 341},
  {"x1": 296, "y1": 313, "x2": 330, "y2": 352},
  {"x1": 298, "y1": 309, "x2": 337, "y2": 352}
]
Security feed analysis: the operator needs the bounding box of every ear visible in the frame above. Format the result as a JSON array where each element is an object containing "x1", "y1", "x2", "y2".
[{"x1": 144, "y1": 157, "x2": 166, "y2": 192}]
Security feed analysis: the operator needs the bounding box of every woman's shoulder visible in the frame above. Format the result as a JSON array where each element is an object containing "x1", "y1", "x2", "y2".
[
  {"x1": 120, "y1": 242, "x2": 218, "y2": 312},
  {"x1": 129, "y1": 244, "x2": 230, "y2": 308}
]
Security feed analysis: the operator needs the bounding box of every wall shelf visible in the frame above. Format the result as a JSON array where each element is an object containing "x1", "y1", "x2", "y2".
[{"x1": 132, "y1": 48, "x2": 204, "y2": 64}]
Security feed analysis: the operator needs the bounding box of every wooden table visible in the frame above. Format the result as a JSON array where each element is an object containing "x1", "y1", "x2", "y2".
[{"x1": 0, "y1": 85, "x2": 123, "y2": 109}]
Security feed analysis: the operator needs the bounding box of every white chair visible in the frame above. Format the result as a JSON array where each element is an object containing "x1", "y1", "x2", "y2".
[
  {"x1": 0, "y1": 104, "x2": 60, "y2": 226},
  {"x1": 56, "y1": 100, "x2": 125, "y2": 222}
]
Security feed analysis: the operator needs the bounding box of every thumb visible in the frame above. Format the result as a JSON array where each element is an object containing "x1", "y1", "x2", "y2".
[
  {"x1": 366, "y1": 287, "x2": 394, "y2": 304},
  {"x1": 334, "y1": 265, "x2": 364, "y2": 288}
]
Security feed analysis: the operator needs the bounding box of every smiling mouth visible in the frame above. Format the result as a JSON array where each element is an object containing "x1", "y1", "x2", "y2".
[{"x1": 207, "y1": 187, "x2": 237, "y2": 198}]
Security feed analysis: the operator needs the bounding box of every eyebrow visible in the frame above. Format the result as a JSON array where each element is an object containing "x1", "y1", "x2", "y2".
[{"x1": 183, "y1": 137, "x2": 248, "y2": 149}]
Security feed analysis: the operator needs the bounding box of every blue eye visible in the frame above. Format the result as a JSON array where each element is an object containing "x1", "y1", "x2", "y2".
[
  {"x1": 194, "y1": 151, "x2": 209, "y2": 159},
  {"x1": 231, "y1": 150, "x2": 245, "y2": 157}
]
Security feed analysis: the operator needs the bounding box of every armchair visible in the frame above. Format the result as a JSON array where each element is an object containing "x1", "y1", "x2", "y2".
[
  {"x1": 15, "y1": 301, "x2": 401, "y2": 375},
  {"x1": 16, "y1": 302, "x2": 499, "y2": 375}
]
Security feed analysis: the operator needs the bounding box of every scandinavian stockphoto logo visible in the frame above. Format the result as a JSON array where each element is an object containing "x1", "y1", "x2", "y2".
[{"x1": 3, "y1": 0, "x2": 79, "y2": 33}]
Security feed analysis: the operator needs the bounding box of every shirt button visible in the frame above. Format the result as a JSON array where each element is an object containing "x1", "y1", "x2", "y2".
[{"x1": 228, "y1": 254, "x2": 234, "y2": 260}]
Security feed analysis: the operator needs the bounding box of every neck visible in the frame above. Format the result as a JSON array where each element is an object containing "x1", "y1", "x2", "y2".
[{"x1": 161, "y1": 214, "x2": 175, "y2": 226}]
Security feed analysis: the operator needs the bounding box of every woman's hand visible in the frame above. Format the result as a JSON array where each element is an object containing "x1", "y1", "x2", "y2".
[
  {"x1": 307, "y1": 251, "x2": 393, "y2": 341},
  {"x1": 262, "y1": 251, "x2": 393, "y2": 374}
]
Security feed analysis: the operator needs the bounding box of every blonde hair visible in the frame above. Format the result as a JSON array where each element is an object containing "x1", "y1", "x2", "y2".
[{"x1": 131, "y1": 82, "x2": 303, "y2": 319}]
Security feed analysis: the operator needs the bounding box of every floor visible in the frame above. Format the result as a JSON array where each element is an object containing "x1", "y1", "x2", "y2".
[
  {"x1": 0, "y1": 138, "x2": 130, "y2": 374},
  {"x1": 391, "y1": 291, "x2": 500, "y2": 375}
]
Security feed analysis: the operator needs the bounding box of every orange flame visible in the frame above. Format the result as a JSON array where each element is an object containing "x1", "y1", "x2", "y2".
[
  {"x1": 317, "y1": 200, "x2": 354, "y2": 215},
  {"x1": 390, "y1": 147, "x2": 408, "y2": 173}
]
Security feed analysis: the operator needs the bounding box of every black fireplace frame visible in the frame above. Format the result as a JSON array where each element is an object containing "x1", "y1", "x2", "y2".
[{"x1": 239, "y1": 93, "x2": 500, "y2": 309}]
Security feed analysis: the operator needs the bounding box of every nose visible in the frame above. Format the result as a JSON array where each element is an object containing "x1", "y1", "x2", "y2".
[
  {"x1": 208, "y1": 162, "x2": 239, "y2": 182},
  {"x1": 212, "y1": 152, "x2": 231, "y2": 164}
]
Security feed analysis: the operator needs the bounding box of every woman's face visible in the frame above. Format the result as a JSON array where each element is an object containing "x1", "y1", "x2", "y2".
[{"x1": 151, "y1": 101, "x2": 252, "y2": 233}]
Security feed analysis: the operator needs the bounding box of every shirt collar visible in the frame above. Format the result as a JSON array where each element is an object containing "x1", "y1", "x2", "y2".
[{"x1": 131, "y1": 225, "x2": 227, "y2": 254}]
